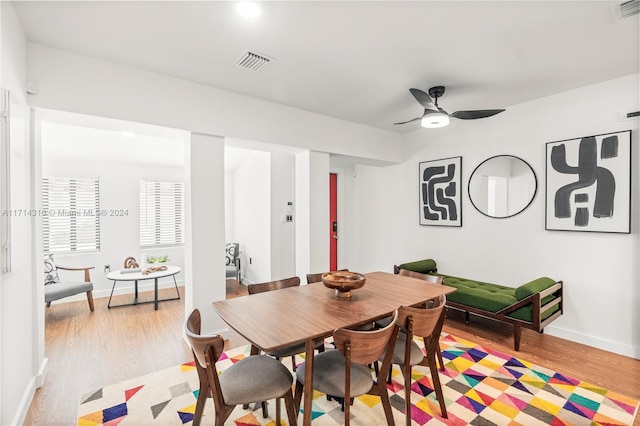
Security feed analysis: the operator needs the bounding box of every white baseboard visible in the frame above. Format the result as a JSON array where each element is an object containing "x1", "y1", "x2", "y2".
[
  {"x1": 546, "y1": 324, "x2": 639, "y2": 359},
  {"x1": 11, "y1": 357, "x2": 49, "y2": 425}
]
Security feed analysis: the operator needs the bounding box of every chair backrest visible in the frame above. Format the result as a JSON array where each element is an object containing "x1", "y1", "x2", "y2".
[
  {"x1": 248, "y1": 276, "x2": 301, "y2": 295},
  {"x1": 333, "y1": 310, "x2": 399, "y2": 366},
  {"x1": 397, "y1": 295, "x2": 447, "y2": 341},
  {"x1": 306, "y1": 269, "x2": 349, "y2": 284},
  {"x1": 184, "y1": 308, "x2": 225, "y2": 369},
  {"x1": 399, "y1": 268, "x2": 444, "y2": 284}
]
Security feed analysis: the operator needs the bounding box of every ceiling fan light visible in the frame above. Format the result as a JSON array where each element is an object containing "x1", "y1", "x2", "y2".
[{"x1": 421, "y1": 113, "x2": 450, "y2": 128}]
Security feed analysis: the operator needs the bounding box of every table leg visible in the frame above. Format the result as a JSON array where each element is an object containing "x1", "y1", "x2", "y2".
[
  {"x1": 134, "y1": 280, "x2": 139, "y2": 300},
  {"x1": 303, "y1": 339, "x2": 314, "y2": 426},
  {"x1": 154, "y1": 278, "x2": 159, "y2": 310}
]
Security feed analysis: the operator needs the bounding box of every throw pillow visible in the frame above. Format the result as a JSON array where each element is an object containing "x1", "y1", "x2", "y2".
[
  {"x1": 44, "y1": 254, "x2": 60, "y2": 285},
  {"x1": 225, "y1": 243, "x2": 237, "y2": 266}
]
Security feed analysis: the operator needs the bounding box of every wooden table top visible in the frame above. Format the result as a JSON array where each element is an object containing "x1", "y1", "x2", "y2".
[{"x1": 212, "y1": 271, "x2": 456, "y2": 352}]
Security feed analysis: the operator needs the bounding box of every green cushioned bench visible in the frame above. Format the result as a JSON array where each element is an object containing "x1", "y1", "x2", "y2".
[{"x1": 394, "y1": 259, "x2": 563, "y2": 351}]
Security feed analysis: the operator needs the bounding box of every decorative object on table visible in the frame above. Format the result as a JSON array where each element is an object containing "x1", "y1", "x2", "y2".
[
  {"x1": 145, "y1": 255, "x2": 169, "y2": 264},
  {"x1": 142, "y1": 265, "x2": 168, "y2": 275},
  {"x1": 468, "y1": 155, "x2": 537, "y2": 219},
  {"x1": 546, "y1": 130, "x2": 631, "y2": 233},
  {"x1": 321, "y1": 270, "x2": 366, "y2": 298},
  {"x1": 77, "y1": 333, "x2": 640, "y2": 426},
  {"x1": 120, "y1": 256, "x2": 141, "y2": 273},
  {"x1": 419, "y1": 156, "x2": 462, "y2": 227}
]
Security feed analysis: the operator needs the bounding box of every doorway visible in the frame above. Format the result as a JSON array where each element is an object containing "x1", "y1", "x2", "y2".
[{"x1": 329, "y1": 173, "x2": 337, "y2": 270}]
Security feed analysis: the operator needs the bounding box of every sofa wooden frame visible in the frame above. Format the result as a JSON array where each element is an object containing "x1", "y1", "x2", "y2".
[{"x1": 393, "y1": 265, "x2": 563, "y2": 351}]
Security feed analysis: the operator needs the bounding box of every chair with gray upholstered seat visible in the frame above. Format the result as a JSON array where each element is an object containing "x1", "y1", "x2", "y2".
[
  {"x1": 248, "y1": 276, "x2": 325, "y2": 371},
  {"x1": 44, "y1": 254, "x2": 95, "y2": 312},
  {"x1": 184, "y1": 308, "x2": 297, "y2": 426},
  {"x1": 382, "y1": 296, "x2": 448, "y2": 423},
  {"x1": 294, "y1": 310, "x2": 400, "y2": 426}
]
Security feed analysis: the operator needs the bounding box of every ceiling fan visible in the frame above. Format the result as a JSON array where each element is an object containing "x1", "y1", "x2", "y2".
[{"x1": 394, "y1": 86, "x2": 505, "y2": 128}]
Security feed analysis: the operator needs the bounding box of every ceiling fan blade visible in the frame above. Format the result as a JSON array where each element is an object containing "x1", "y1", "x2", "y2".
[
  {"x1": 450, "y1": 109, "x2": 505, "y2": 120},
  {"x1": 393, "y1": 116, "x2": 422, "y2": 125},
  {"x1": 409, "y1": 88, "x2": 438, "y2": 111}
]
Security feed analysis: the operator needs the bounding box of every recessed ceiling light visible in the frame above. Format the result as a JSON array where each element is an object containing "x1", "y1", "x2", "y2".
[{"x1": 236, "y1": 1, "x2": 261, "y2": 18}]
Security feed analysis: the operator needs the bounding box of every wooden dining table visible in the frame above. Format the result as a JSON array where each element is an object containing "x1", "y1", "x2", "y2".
[{"x1": 212, "y1": 270, "x2": 456, "y2": 425}]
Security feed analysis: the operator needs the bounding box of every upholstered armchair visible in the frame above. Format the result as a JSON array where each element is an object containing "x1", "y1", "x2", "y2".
[{"x1": 44, "y1": 254, "x2": 95, "y2": 311}]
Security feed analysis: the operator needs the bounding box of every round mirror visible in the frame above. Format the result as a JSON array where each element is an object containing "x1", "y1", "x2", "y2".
[{"x1": 468, "y1": 155, "x2": 537, "y2": 218}]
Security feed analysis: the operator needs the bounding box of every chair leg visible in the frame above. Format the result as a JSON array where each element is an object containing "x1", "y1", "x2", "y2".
[
  {"x1": 46, "y1": 301, "x2": 52, "y2": 307},
  {"x1": 427, "y1": 353, "x2": 447, "y2": 418},
  {"x1": 275, "y1": 397, "x2": 281, "y2": 425},
  {"x1": 377, "y1": 377, "x2": 396, "y2": 426},
  {"x1": 283, "y1": 389, "x2": 298, "y2": 426},
  {"x1": 404, "y1": 363, "x2": 412, "y2": 426},
  {"x1": 291, "y1": 355, "x2": 297, "y2": 372},
  {"x1": 293, "y1": 380, "x2": 304, "y2": 412},
  {"x1": 261, "y1": 400, "x2": 268, "y2": 418},
  {"x1": 437, "y1": 346, "x2": 445, "y2": 372},
  {"x1": 86, "y1": 290, "x2": 95, "y2": 312},
  {"x1": 192, "y1": 385, "x2": 208, "y2": 426}
]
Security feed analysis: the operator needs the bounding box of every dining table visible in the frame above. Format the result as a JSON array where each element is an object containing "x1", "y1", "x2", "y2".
[{"x1": 212, "y1": 270, "x2": 456, "y2": 425}]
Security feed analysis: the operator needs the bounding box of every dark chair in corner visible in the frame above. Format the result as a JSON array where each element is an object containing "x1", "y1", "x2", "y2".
[
  {"x1": 382, "y1": 297, "x2": 449, "y2": 423},
  {"x1": 225, "y1": 243, "x2": 241, "y2": 294},
  {"x1": 184, "y1": 308, "x2": 297, "y2": 426},
  {"x1": 44, "y1": 254, "x2": 95, "y2": 312},
  {"x1": 294, "y1": 310, "x2": 400, "y2": 426},
  {"x1": 248, "y1": 276, "x2": 325, "y2": 371}
]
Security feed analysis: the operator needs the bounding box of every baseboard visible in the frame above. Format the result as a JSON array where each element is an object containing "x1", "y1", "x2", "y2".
[
  {"x1": 10, "y1": 371, "x2": 39, "y2": 426},
  {"x1": 35, "y1": 357, "x2": 48, "y2": 388},
  {"x1": 546, "y1": 324, "x2": 639, "y2": 359}
]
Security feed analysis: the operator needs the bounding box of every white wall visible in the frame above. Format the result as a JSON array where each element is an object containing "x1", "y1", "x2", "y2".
[
  {"x1": 0, "y1": 3, "x2": 39, "y2": 424},
  {"x1": 270, "y1": 152, "x2": 296, "y2": 280},
  {"x1": 353, "y1": 74, "x2": 640, "y2": 358},
  {"x1": 26, "y1": 44, "x2": 402, "y2": 164},
  {"x1": 232, "y1": 150, "x2": 271, "y2": 284},
  {"x1": 41, "y1": 122, "x2": 186, "y2": 299}
]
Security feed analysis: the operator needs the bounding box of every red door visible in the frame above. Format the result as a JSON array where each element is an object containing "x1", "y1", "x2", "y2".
[{"x1": 329, "y1": 173, "x2": 338, "y2": 271}]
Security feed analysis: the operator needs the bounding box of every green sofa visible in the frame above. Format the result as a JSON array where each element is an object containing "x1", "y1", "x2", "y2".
[{"x1": 394, "y1": 259, "x2": 563, "y2": 351}]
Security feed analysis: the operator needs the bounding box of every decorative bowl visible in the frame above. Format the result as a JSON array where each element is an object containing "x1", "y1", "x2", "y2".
[{"x1": 321, "y1": 271, "x2": 366, "y2": 298}]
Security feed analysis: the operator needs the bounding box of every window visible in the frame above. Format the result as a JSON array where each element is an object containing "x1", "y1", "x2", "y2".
[
  {"x1": 139, "y1": 181, "x2": 184, "y2": 248},
  {"x1": 42, "y1": 176, "x2": 101, "y2": 254}
]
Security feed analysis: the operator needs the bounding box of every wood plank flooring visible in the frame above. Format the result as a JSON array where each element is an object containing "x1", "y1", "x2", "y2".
[{"x1": 25, "y1": 280, "x2": 639, "y2": 425}]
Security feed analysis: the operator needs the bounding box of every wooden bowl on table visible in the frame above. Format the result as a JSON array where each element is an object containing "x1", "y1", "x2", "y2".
[{"x1": 321, "y1": 271, "x2": 366, "y2": 298}]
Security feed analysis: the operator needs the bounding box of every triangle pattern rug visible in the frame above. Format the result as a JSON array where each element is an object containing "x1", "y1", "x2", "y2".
[{"x1": 77, "y1": 333, "x2": 639, "y2": 425}]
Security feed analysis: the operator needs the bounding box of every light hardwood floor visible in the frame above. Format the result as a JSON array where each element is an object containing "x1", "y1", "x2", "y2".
[{"x1": 25, "y1": 280, "x2": 640, "y2": 425}]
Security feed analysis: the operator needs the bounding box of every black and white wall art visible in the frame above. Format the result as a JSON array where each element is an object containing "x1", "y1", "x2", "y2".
[
  {"x1": 545, "y1": 130, "x2": 631, "y2": 233},
  {"x1": 419, "y1": 156, "x2": 462, "y2": 227}
]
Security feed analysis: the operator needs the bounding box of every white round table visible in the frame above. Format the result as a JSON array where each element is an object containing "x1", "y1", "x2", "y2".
[{"x1": 106, "y1": 265, "x2": 181, "y2": 310}]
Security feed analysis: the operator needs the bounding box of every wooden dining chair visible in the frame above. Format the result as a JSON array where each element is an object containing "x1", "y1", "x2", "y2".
[
  {"x1": 184, "y1": 309, "x2": 297, "y2": 426},
  {"x1": 377, "y1": 268, "x2": 446, "y2": 371},
  {"x1": 384, "y1": 297, "x2": 448, "y2": 424},
  {"x1": 306, "y1": 268, "x2": 349, "y2": 284},
  {"x1": 294, "y1": 311, "x2": 400, "y2": 426},
  {"x1": 248, "y1": 276, "x2": 325, "y2": 371}
]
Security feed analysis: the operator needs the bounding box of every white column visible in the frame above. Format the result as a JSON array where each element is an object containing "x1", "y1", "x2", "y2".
[
  {"x1": 295, "y1": 151, "x2": 330, "y2": 279},
  {"x1": 184, "y1": 133, "x2": 227, "y2": 334}
]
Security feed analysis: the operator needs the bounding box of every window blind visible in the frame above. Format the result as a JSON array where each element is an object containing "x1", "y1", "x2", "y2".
[
  {"x1": 42, "y1": 176, "x2": 101, "y2": 254},
  {"x1": 139, "y1": 181, "x2": 184, "y2": 248}
]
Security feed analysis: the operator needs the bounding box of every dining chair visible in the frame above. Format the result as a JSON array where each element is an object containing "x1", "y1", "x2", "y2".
[
  {"x1": 384, "y1": 296, "x2": 448, "y2": 423},
  {"x1": 184, "y1": 309, "x2": 297, "y2": 426},
  {"x1": 377, "y1": 268, "x2": 446, "y2": 371},
  {"x1": 294, "y1": 310, "x2": 400, "y2": 426},
  {"x1": 248, "y1": 276, "x2": 325, "y2": 371},
  {"x1": 306, "y1": 268, "x2": 349, "y2": 284}
]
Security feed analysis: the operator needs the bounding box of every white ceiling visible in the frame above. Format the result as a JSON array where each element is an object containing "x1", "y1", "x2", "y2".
[{"x1": 12, "y1": 1, "x2": 640, "y2": 134}]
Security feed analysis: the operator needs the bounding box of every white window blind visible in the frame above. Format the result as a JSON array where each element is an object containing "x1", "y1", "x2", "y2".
[
  {"x1": 139, "y1": 181, "x2": 184, "y2": 248},
  {"x1": 42, "y1": 177, "x2": 101, "y2": 254}
]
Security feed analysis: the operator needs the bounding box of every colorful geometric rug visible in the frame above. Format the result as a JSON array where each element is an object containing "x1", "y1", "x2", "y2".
[{"x1": 77, "y1": 333, "x2": 639, "y2": 425}]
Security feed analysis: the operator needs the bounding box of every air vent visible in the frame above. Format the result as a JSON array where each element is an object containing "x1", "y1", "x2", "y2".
[
  {"x1": 614, "y1": 0, "x2": 639, "y2": 18},
  {"x1": 236, "y1": 51, "x2": 273, "y2": 72}
]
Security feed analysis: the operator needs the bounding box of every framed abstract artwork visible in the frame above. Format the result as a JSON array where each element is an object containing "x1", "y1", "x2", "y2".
[
  {"x1": 419, "y1": 156, "x2": 462, "y2": 227},
  {"x1": 545, "y1": 130, "x2": 631, "y2": 233}
]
